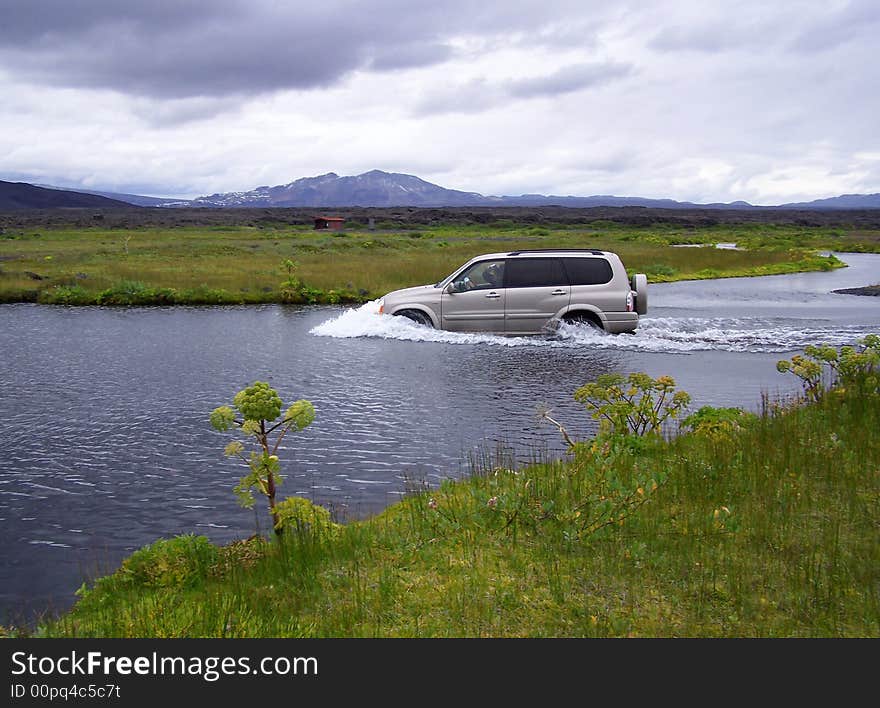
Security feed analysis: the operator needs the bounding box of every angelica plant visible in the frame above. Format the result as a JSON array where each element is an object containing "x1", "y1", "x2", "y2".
[
  {"x1": 211, "y1": 382, "x2": 315, "y2": 536},
  {"x1": 574, "y1": 372, "x2": 691, "y2": 438},
  {"x1": 777, "y1": 334, "x2": 879, "y2": 402}
]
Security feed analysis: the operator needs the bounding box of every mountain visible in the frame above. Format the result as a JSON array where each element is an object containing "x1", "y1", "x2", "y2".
[
  {"x1": 38, "y1": 185, "x2": 192, "y2": 208},
  {"x1": 191, "y1": 170, "x2": 726, "y2": 209},
  {"x1": 778, "y1": 193, "x2": 880, "y2": 209},
  {"x1": 0, "y1": 181, "x2": 132, "y2": 210},
  {"x1": 192, "y1": 170, "x2": 488, "y2": 208}
]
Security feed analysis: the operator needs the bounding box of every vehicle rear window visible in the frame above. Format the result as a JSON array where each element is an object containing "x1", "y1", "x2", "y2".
[
  {"x1": 562, "y1": 257, "x2": 613, "y2": 285},
  {"x1": 505, "y1": 258, "x2": 568, "y2": 288}
]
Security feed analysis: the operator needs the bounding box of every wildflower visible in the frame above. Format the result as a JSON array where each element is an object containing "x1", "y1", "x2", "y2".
[
  {"x1": 487, "y1": 496, "x2": 498, "y2": 509},
  {"x1": 428, "y1": 498, "x2": 437, "y2": 510}
]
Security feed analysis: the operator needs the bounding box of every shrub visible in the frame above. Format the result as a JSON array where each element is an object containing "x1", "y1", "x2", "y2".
[
  {"x1": 95, "y1": 281, "x2": 178, "y2": 305},
  {"x1": 211, "y1": 382, "x2": 317, "y2": 536},
  {"x1": 38, "y1": 285, "x2": 93, "y2": 305},
  {"x1": 116, "y1": 535, "x2": 218, "y2": 589},
  {"x1": 681, "y1": 406, "x2": 758, "y2": 439},
  {"x1": 573, "y1": 372, "x2": 691, "y2": 438},
  {"x1": 777, "y1": 335, "x2": 880, "y2": 402}
]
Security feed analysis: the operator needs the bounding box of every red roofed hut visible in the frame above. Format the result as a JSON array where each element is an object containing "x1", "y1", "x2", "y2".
[{"x1": 314, "y1": 216, "x2": 345, "y2": 231}]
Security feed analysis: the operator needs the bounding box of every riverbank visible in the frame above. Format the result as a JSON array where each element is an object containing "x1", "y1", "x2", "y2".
[
  {"x1": 16, "y1": 346, "x2": 879, "y2": 638},
  {"x1": 834, "y1": 285, "x2": 880, "y2": 296},
  {"x1": 1, "y1": 219, "x2": 872, "y2": 305}
]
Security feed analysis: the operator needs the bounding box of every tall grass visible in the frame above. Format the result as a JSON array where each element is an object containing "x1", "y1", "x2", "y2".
[{"x1": 29, "y1": 354, "x2": 879, "y2": 638}]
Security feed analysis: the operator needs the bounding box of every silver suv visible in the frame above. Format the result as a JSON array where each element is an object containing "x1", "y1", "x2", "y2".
[{"x1": 378, "y1": 249, "x2": 647, "y2": 334}]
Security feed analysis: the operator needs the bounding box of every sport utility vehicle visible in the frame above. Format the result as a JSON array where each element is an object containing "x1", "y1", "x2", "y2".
[{"x1": 377, "y1": 249, "x2": 647, "y2": 334}]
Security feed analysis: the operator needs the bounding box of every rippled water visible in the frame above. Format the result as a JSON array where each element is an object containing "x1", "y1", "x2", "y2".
[{"x1": 1, "y1": 252, "x2": 878, "y2": 622}]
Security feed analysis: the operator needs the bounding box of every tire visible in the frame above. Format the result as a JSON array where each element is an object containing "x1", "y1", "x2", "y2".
[
  {"x1": 563, "y1": 312, "x2": 604, "y2": 331},
  {"x1": 395, "y1": 309, "x2": 434, "y2": 327},
  {"x1": 631, "y1": 273, "x2": 648, "y2": 315}
]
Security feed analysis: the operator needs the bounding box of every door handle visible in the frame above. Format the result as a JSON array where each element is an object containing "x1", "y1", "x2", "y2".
[
  {"x1": 551, "y1": 289, "x2": 567, "y2": 295},
  {"x1": 485, "y1": 292, "x2": 500, "y2": 299}
]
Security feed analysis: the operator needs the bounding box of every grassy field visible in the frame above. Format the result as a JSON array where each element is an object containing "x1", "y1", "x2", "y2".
[
  {"x1": 20, "y1": 347, "x2": 879, "y2": 638},
  {"x1": 2, "y1": 220, "x2": 874, "y2": 305}
]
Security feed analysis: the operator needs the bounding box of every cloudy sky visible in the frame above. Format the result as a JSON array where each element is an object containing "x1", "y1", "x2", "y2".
[{"x1": 1, "y1": 0, "x2": 877, "y2": 204}]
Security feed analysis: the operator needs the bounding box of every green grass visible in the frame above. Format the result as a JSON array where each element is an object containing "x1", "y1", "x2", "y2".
[
  {"x1": 1, "y1": 221, "x2": 872, "y2": 305},
  {"x1": 23, "y1": 361, "x2": 879, "y2": 638}
]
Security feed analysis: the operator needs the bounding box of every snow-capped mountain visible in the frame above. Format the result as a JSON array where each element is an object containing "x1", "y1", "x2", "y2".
[{"x1": 193, "y1": 170, "x2": 487, "y2": 207}]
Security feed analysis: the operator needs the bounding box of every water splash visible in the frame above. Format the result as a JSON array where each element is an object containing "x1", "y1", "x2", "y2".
[{"x1": 310, "y1": 302, "x2": 874, "y2": 353}]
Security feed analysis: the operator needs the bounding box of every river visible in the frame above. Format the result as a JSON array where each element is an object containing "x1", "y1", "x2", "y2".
[{"x1": 0, "y1": 252, "x2": 878, "y2": 623}]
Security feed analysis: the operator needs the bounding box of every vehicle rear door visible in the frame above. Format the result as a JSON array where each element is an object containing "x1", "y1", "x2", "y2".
[{"x1": 503, "y1": 258, "x2": 569, "y2": 334}]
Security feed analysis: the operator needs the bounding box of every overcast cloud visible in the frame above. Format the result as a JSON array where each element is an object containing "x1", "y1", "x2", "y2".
[{"x1": 0, "y1": 0, "x2": 877, "y2": 204}]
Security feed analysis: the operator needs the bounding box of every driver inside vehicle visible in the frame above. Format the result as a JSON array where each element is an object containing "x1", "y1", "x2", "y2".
[{"x1": 456, "y1": 260, "x2": 505, "y2": 291}]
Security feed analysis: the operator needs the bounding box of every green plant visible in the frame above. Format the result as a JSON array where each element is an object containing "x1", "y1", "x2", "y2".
[
  {"x1": 777, "y1": 335, "x2": 880, "y2": 402},
  {"x1": 110, "y1": 535, "x2": 218, "y2": 590},
  {"x1": 37, "y1": 284, "x2": 92, "y2": 305},
  {"x1": 94, "y1": 280, "x2": 178, "y2": 306},
  {"x1": 274, "y1": 497, "x2": 340, "y2": 538},
  {"x1": 681, "y1": 406, "x2": 758, "y2": 439},
  {"x1": 210, "y1": 382, "x2": 316, "y2": 535},
  {"x1": 573, "y1": 373, "x2": 691, "y2": 438},
  {"x1": 279, "y1": 258, "x2": 302, "y2": 302},
  {"x1": 644, "y1": 263, "x2": 678, "y2": 278}
]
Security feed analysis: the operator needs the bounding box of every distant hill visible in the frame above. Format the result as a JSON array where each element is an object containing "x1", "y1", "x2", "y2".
[
  {"x1": 778, "y1": 193, "x2": 880, "y2": 209},
  {"x1": 0, "y1": 181, "x2": 131, "y2": 210},
  {"x1": 38, "y1": 185, "x2": 191, "y2": 208}
]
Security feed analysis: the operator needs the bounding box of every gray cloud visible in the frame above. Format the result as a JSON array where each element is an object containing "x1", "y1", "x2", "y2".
[
  {"x1": 368, "y1": 43, "x2": 454, "y2": 72},
  {"x1": 789, "y1": 0, "x2": 880, "y2": 52},
  {"x1": 128, "y1": 96, "x2": 242, "y2": 127},
  {"x1": 649, "y1": 20, "x2": 776, "y2": 53},
  {"x1": 508, "y1": 61, "x2": 633, "y2": 98},
  {"x1": 414, "y1": 61, "x2": 633, "y2": 115},
  {"x1": 414, "y1": 78, "x2": 505, "y2": 116},
  {"x1": 0, "y1": 0, "x2": 225, "y2": 44},
  {"x1": 0, "y1": 0, "x2": 598, "y2": 100},
  {"x1": 648, "y1": 0, "x2": 880, "y2": 56}
]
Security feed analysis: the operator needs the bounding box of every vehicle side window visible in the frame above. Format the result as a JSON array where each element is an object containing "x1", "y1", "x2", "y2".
[
  {"x1": 505, "y1": 258, "x2": 567, "y2": 288},
  {"x1": 453, "y1": 259, "x2": 505, "y2": 291},
  {"x1": 562, "y1": 257, "x2": 613, "y2": 285}
]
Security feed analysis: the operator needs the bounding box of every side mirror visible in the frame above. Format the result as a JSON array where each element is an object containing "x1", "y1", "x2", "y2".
[{"x1": 445, "y1": 281, "x2": 459, "y2": 294}]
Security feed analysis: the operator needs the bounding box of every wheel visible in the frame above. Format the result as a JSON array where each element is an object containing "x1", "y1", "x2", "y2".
[
  {"x1": 563, "y1": 312, "x2": 604, "y2": 331},
  {"x1": 396, "y1": 309, "x2": 433, "y2": 327},
  {"x1": 631, "y1": 273, "x2": 648, "y2": 315}
]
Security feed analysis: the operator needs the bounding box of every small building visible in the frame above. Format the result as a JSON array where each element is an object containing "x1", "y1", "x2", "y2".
[{"x1": 314, "y1": 216, "x2": 345, "y2": 231}]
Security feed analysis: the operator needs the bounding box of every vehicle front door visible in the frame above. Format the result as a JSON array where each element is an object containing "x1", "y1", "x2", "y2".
[{"x1": 440, "y1": 259, "x2": 506, "y2": 332}]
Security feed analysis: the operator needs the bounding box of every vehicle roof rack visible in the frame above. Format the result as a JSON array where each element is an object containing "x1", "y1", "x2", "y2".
[{"x1": 506, "y1": 248, "x2": 606, "y2": 256}]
